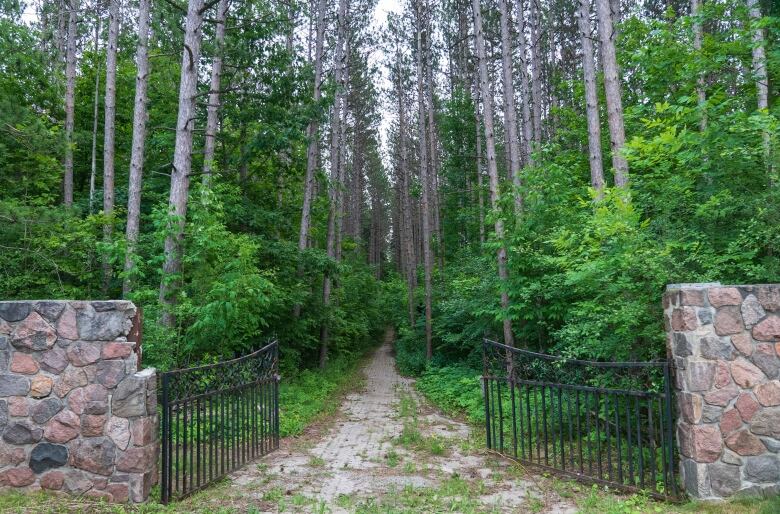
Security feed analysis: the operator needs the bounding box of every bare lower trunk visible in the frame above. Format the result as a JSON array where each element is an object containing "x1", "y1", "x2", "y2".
[
  {"x1": 578, "y1": 0, "x2": 605, "y2": 197},
  {"x1": 529, "y1": 0, "x2": 543, "y2": 144},
  {"x1": 89, "y1": 15, "x2": 101, "y2": 214},
  {"x1": 473, "y1": 0, "x2": 514, "y2": 347},
  {"x1": 596, "y1": 0, "x2": 629, "y2": 188},
  {"x1": 516, "y1": 0, "x2": 534, "y2": 166},
  {"x1": 298, "y1": 0, "x2": 327, "y2": 253},
  {"x1": 397, "y1": 45, "x2": 416, "y2": 327},
  {"x1": 335, "y1": 30, "x2": 350, "y2": 264},
  {"x1": 499, "y1": 0, "x2": 522, "y2": 212},
  {"x1": 473, "y1": 80, "x2": 485, "y2": 245},
  {"x1": 123, "y1": 0, "x2": 152, "y2": 297},
  {"x1": 293, "y1": 0, "x2": 326, "y2": 319},
  {"x1": 320, "y1": 0, "x2": 348, "y2": 368},
  {"x1": 747, "y1": 0, "x2": 770, "y2": 175},
  {"x1": 202, "y1": 0, "x2": 229, "y2": 187},
  {"x1": 57, "y1": 0, "x2": 66, "y2": 61},
  {"x1": 425, "y1": 27, "x2": 442, "y2": 267},
  {"x1": 159, "y1": 0, "x2": 206, "y2": 327},
  {"x1": 417, "y1": 2, "x2": 433, "y2": 361},
  {"x1": 63, "y1": 0, "x2": 77, "y2": 207},
  {"x1": 692, "y1": 0, "x2": 707, "y2": 131},
  {"x1": 102, "y1": 0, "x2": 120, "y2": 292}
]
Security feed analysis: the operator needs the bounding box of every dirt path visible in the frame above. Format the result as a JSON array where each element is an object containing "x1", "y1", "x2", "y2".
[{"x1": 220, "y1": 331, "x2": 578, "y2": 513}]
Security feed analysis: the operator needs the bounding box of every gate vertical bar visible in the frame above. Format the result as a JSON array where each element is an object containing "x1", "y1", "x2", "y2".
[
  {"x1": 663, "y1": 362, "x2": 676, "y2": 496},
  {"x1": 482, "y1": 340, "x2": 492, "y2": 449},
  {"x1": 161, "y1": 373, "x2": 170, "y2": 504}
]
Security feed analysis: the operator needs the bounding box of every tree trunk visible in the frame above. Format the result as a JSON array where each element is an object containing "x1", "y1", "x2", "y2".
[
  {"x1": 293, "y1": 0, "x2": 327, "y2": 319},
  {"x1": 63, "y1": 0, "x2": 77, "y2": 207},
  {"x1": 298, "y1": 0, "x2": 327, "y2": 254},
  {"x1": 596, "y1": 0, "x2": 629, "y2": 188},
  {"x1": 397, "y1": 44, "x2": 416, "y2": 327},
  {"x1": 202, "y1": 0, "x2": 229, "y2": 187},
  {"x1": 159, "y1": 0, "x2": 207, "y2": 327},
  {"x1": 747, "y1": 0, "x2": 770, "y2": 174},
  {"x1": 499, "y1": 0, "x2": 522, "y2": 212},
  {"x1": 425, "y1": 24, "x2": 443, "y2": 267},
  {"x1": 89, "y1": 15, "x2": 101, "y2": 214},
  {"x1": 577, "y1": 0, "x2": 605, "y2": 197},
  {"x1": 529, "y1": 0, "x2": 543, "y2": 144},
  {"x1": 123, "y1": 0, "x2": 152, "y2": 297},
  {"x1": 473, "y1": 80, "x2": 485, "y2": 245},
  {"x1": 57, "y1": 0, "x2": 66, "y2": 61},
  {"x1": 320, "y1": 0, "x2": 348, "y2": 369},
  {"x1": 692, "y1": 0, "x2": 707, "y2": 131},
  {"x1": 335, "y1": 29, "x2": 350, "y2": 264},
  {"x1": 473, "y1": 0, "x2": 514, "y2": 347},
  {"x1": 516, "y1": 0, "x2": 534, "y2": 166},
  {"x1": 101, "y1": 0, "x2": 120, "y2": 292},
  {"x1": 417, "y1": 2, "x2": 433, "y2": 361}
]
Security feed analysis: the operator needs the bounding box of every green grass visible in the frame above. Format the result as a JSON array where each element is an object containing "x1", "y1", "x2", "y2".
[
  {"x1": 414, "y1": 365, "x2": 484, "y2": 424},
  {"x1": 279, "y1": 351, "x2": 370, "y2": 437},
  {"x1": 386, "y1": 449, "x2": 401, "y2": 467},
  {"x1": 567, "y1": 483, "x2": 780, "y2": 514},
  {"x1": 352, "y1": 477, "x2": 498, "y2": 514},
  {"x1": 308, "y1": 455, "x2": 326, "y2": 467},
  {"x1": 393, "y1": 391, "x2": 451, "y2": 458}
]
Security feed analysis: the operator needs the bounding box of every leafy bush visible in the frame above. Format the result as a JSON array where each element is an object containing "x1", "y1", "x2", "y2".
[
  {"x1": 394, "y1": 325, "x2": 428, "y2": 376},
  {"x1": 415, "y1": 365, "x2": 485, "y2": 425},
  {"x1": 279, "y1": 352, "x2": 369, "y2": 437}
]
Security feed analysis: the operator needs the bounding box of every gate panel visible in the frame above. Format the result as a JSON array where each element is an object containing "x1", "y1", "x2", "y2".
[
  {"x1": 482, "y1": 339, "x2": 678, "y2": 499},
  {"x1": 159, "y1": 341, "x2": 280, "y2": 504}
]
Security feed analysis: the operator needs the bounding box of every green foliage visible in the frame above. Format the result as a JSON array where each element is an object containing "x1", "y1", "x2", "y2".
[
  {"x1": 415, "y1": 365, "x2": 484, "y2": 425},
  {"x1": 278, "y1": 352, "x2": 367, "y2": 437}
]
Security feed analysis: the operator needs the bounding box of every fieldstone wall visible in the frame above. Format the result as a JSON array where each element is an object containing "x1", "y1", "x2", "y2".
[
  {"x1": 0, "y1": 301, "x2": 157, "y2": 503},
  {"x1": 664, "y1": 283, "x2": 780, "y2": 500}
]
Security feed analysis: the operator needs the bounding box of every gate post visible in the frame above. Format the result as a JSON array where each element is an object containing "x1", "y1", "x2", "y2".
[{"x1": 663, "y1": 283, "x2": 780, "y2": 500}]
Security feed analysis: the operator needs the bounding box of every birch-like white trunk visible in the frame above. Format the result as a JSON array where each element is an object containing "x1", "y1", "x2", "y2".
[
  {"x1": 473, "y1": 0, "x2": 514, "y2": 347},
  {"x1": 596, "y1": 0, "x2": 629, "y2": 188},
  {"x1": 159, "y1": 0, "x2": 207, "y2": 327},
  {"x1": 202, "y1": 0, "x2": 229, "y2": 186},
  {"x1": 123, "y1": 0, "x2": 152, "y2": 296},
  {"x1": 63, "y1": 0, "x2": 77, "y2": 207},
  {"x1": 577, "y1": 0, "x2": 605, "y2": 196}
]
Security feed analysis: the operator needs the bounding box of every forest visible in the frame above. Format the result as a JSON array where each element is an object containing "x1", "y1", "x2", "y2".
[{"x1": 0, "y1": 0, "x2": 777, "y2": 424}]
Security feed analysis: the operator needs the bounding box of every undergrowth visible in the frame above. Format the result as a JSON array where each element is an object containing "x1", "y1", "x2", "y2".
[
  {"x1": 414, "y1": 365, "x2": 484, "y2": 424},
  {"x1": 279, "y1": 350, "x2": 371, "y2": 436}
]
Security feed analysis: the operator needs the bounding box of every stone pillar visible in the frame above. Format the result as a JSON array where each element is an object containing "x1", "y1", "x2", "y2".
[
  {"x1": 0, "y1": 301, "x2": 158, "y2": 503},
  {"x1": 664, "y1": 284, "x2": 780, "y2": 500}
]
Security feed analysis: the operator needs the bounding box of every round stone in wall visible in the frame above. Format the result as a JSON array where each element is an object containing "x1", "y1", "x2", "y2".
[{"x1": 29, "y1": 442, "x2": 68, "y2": 473}]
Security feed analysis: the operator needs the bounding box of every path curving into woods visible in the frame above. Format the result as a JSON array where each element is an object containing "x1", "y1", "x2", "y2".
[{"x1": 185, "y1": 328, "x2": 577, "y2": 513}]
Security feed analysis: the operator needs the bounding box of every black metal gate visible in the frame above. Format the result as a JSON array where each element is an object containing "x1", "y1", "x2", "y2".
[
  {"x1": 159, "y1": 341, "x2": 280, "y2": 503},
  {"x1": 482, "y1": 339, "x2": 679, "y2": 499}
]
